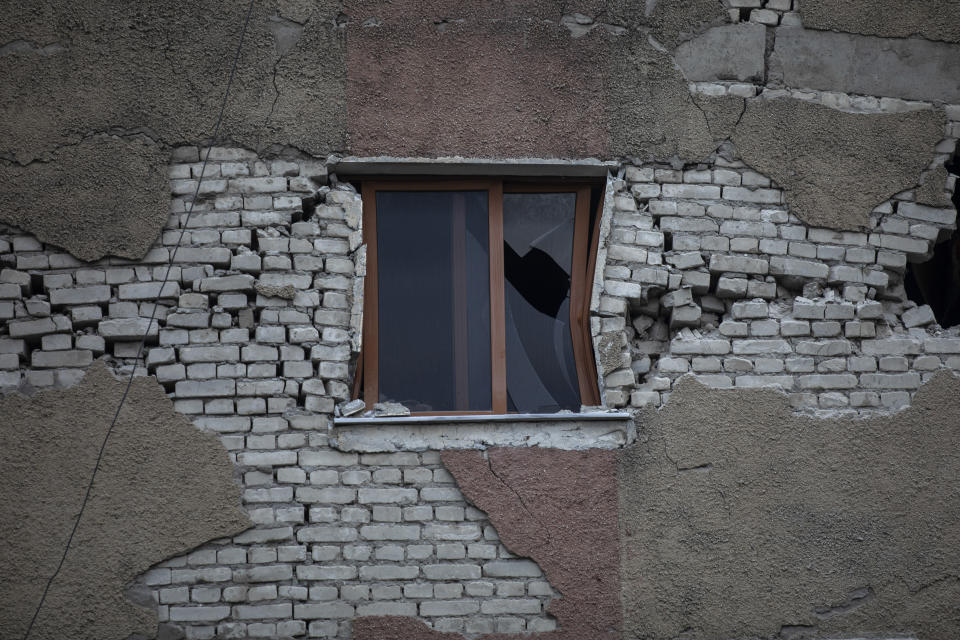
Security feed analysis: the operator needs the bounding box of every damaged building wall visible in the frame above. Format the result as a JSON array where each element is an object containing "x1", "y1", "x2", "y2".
[
  {"x1": 1, "y1": 1, "x2": 960, "y2": 640},
  {"x1": 3, "y1": 0, "x2": 960, "y2": 259},
  {"x1": 0, "y1": 132, "x2": 956, "y2": 637},
  {"x1": 0, "y1": 0, "x2": 346, "y2": 261},
  {"x1": 0, "y1": 361, "x2": 251, "y2": 640}
]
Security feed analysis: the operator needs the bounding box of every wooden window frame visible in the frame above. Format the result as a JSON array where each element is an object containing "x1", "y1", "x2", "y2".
[{"x1": 359, "y1": 178, "x2": 602, "y2": 416}]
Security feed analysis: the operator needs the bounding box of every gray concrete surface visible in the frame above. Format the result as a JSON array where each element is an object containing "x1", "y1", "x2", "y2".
[
  {"x1": 800, "y1": 0, "x2": 960, "y2": 43},
  {"x1": 732, "y1": 98, "x2": 944, "y2": 230},
  {"x1": 675, "y1": 23, "x2": 766, "y2": 82},
  {"x1": 772, "y1": 27, "x2": 960, "y2": 104},
  {"x1": 620, "y1": 372, "x2": 960, "y2": 640}
]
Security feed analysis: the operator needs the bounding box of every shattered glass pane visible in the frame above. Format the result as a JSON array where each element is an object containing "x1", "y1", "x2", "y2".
[
  {"x1": 503, "y1": 192, "x2": 580, "y2": 412},
  {"x1": 376, "y1": 191, "x2": 491, "y2": 412}
]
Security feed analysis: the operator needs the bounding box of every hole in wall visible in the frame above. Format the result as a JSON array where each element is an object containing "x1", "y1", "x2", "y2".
[
  {"x1": 904, "y1": 149, "x2": 960, "y2": 327},
  {"x1": 300, "y1": 194, "x2": 319, "y2": 222},
  {"x1": 905, "y1": 225, "x2": 960, "y2": 328}
]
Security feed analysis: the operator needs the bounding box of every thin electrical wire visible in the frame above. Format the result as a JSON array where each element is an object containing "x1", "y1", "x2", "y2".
[{"x1": 22, "y1": 2, "x2": 256, "y2": 637}]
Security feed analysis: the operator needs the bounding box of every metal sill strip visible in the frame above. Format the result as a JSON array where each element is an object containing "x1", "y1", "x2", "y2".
[{"x1": 335, "y1": 412, "x2": 631, "y2": 426}]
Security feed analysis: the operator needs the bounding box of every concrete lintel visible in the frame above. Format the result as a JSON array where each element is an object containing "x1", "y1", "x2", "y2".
[
  {"x1": 331, "y1": 415, "x2": 633, "y2": 452},
  {"x1": 333, "y1": 156, "x2": 619, "y2": 179}
]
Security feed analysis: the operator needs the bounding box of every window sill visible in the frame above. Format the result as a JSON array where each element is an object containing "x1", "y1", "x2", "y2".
[{"x1": 331, "y1": 411, "x2": 633, "y2": 451}]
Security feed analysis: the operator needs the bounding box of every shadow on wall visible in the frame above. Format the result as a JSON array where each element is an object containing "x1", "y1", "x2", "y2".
[
  {"x1": 0, "y1": 360, "x2": 251, "y2": 640},
  {"x1": 620, "y1": 371, "x2": 960, "y2": 640}
]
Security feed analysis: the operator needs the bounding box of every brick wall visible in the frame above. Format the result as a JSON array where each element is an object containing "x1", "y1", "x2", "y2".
[{"x1": 593, "y1": 107, "x2": 960, "y2": 411}]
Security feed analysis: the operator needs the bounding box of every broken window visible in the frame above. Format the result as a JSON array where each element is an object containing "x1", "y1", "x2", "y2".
[{"x1": 357, "y1": 179, "x2": 602, "y2": 414}]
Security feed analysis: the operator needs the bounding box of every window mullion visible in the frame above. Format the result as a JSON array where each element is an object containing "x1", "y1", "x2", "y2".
[{"x1": 489, "y1": 180, "x2": 508, "y2": 413}]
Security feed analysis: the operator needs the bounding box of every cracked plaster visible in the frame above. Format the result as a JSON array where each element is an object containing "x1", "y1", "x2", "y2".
[
  {"x1": 0, "y1": 0, "x2": 344, "y2": 261},
  {"x1": 619, "y1": 372, "x2": 960, "y2": 640},
  {"x1": 0, "y1": 135, "x2": 169, "y2": 261},
  {"x1": 0, "y1": 361, "x2": 251, "y2": 640},
  {"x1": 646, "y1": 0, "x2": 728, "y2": 50},
  {"x1": 608, "y1": 34, "x2": 717, "y2": 161}
]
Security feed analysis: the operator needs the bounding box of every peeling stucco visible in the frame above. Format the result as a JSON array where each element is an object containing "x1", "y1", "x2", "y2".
[
  {"x1": 619, "y1": 372, "x2": 960, "y2": 640},
  {"x1": 732, "y1": 98, "x2": 945, "y2": 230},
  {"x1": 354, "y1": 448, "x2": 621, "y2": 640},
  {"x1": 0, "y1": 361, "x2": 251, "y2": 640},
  {"x1": 799, "y1": 0, "x2": 960, "y2": 44},
  {"x1": 609, "y1": 34, "x2": 716, "y2": 161},
  {"x1": 0, "y1": 0, "x2": 344, "y2": 260},
  {"x1": 647, "y1": 0, "x2": 728, "y2": 51},
  {"x1": 0, "y1": 136, "x2": 169, "y2": 261}
]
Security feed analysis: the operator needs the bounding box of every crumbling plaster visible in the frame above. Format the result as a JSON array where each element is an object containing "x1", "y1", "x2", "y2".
[
  {"x1": 732, "y1": 99, "x2": 946, "y2": 230},
  {"x1": 619, "y1": 372, "x2": 960, "y2": 640},
  {"x1": 354, "y1": 448, "x2": 621, "y2": 640},
  {"x1": 0, "y1": 361, "x2": 251, "y2": 640},
  {"x1": 0, "y1": 136, "x2": 169, "y2": 262}
]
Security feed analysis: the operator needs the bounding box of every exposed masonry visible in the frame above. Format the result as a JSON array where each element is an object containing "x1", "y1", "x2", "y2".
[
  {"x1": 594, "y1": 106, "x2": 959, "y2": 412},
  {"x1": 0, "y1": 150, "x2": 558, "y2": 639},
  {"x1": 0, "y1": 119, "x2": 956, "y2": 636}
]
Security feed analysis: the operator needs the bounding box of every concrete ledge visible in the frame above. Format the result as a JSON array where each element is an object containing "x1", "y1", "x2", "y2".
[
  {"x1": 331, "y1": 413, "x2": 633, "y2": 451},
  {"x1": 333, "y1": 156, "x2": 618, "y2": 178}
]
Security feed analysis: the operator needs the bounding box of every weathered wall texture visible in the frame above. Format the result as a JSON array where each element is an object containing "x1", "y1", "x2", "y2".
[
  {"x1": 0, "y1": 0, "x2": 345, "y2": 260},
  {"x1": 770, "y1": 28, "x2": 960, "y2": 105},
  {"x1": 0, "y1": 139, "x2": 957, "y2": 637},
  {"x1": 345, "y1": 5, "x2": 608, "y2": 159},
  {"x1": 619, "y1": 372, "x2": 960, "y2": 640},
  {"x1": 607, "y1": 35, "x2": 717, "y2": 161},
  {"x1": 2, "y1": 1, "x2": 960, "y2": 638},
  {"x1": 800, "y1": 0, "x2": 960, "y2": 43},
  {"x1": 0, "y1": 361, "x2": 250, "y2": 640},
  {"x1": 732, "y1": 99, "x2": 945, "y2": 230},
  {"x1": 354, "y1": 448, "x2": 621, "y2": 640},
  {"x1": 3, "y1": 0, "x2": 957, "y2": 261},
  {"x1": 0, "y1": 136, "x2": 169, "y2": 261},
  {"x1": 345, "y1": 0, "x2": 731, "y2": 161}
]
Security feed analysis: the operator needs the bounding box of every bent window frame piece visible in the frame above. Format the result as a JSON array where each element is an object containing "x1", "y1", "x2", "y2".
[{"x1": 359, "y1": 179, "x2": 602, "y2": 416}]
